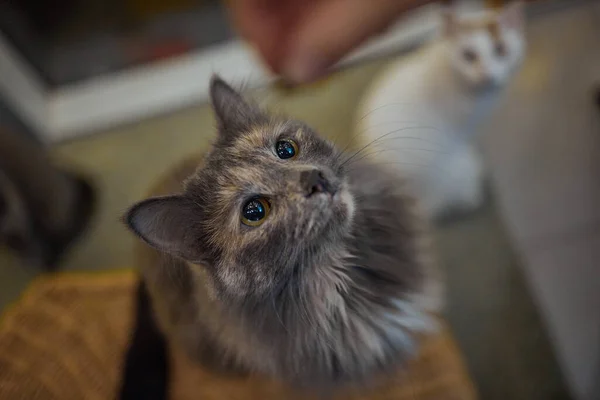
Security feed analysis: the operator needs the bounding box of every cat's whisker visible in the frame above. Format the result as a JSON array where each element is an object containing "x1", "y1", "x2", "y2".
[
  {"x1": 334, "y1": 120, "x2": 438, "y2": 164},
  {"x1": 342, "y1": 139, "x2": 450, "y2": 166},
  {"x1": 351, "y1": 144, "x2": 449, "y2": 159},
  {"x1": 343, "y1": 148, "x2": 442, "y2": 170},
  {"x1": 332, "y1": 119, "x2": 429, "y2": 159},
  {"x1": 341, "y1": 137, "x2": 445, "y2": 169},
  {"x1": 358, "y1": 133, "x2": 445, "y2": 147},
  {"x1": 357, "y1": 102, "x2": 421, "y2": 123},
  {"x1": 328, "y1": 126, "x2": 354, "y2": 152},
  {"x1": 272, "y1": 296, "x2": 289, "y2": 333},
  {"x1": 347, "y1": 160, "x2": 462, "y2": 175},
  {"x1": 346, "y1": 161, "x2": 431, "y2": 172},
  {"x1": 340, "y1": 127, "x2": 439, "y2": 167},
  {"x1": 358, "y1": 120, "x2": 431, "y2": 131}
]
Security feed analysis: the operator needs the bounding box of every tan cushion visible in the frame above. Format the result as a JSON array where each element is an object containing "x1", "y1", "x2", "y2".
[{"x1": 0, "y1": 271, "x2": 477, "y2": 400}]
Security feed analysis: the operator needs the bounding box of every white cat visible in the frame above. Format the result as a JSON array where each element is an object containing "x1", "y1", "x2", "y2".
[{"x1": 356, "y1": 2, "x2": 526, "y2": 220}]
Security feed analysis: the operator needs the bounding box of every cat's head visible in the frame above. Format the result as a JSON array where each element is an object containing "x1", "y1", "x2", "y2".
[
  {"x1": 126, "y1": 76, "x2": 355, "y2": 301},
  {"x1": 443, "y1": 1, "x2": 526, "y2": 89}
]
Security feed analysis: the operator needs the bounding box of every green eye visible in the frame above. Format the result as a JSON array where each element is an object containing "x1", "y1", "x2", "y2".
[
  {"x1": 275, "y1": 139, "x2": 298, "y2": 159},
  {"x1": 241, "y1": 197, "x2": 271, "y2": 226}
]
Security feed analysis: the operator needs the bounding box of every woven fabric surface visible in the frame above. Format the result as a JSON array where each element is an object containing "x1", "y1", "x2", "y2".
[{"x1": 0, "y1": 271, "x2": 477, "y2": 400}]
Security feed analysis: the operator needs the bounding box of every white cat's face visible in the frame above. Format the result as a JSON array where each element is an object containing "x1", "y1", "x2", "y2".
[{"x1": 444, "y1": 2, "x2": 526, "y2": 89}]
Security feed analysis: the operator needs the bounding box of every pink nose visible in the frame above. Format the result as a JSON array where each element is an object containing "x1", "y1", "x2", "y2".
[{"x1": 300, "y1": 169, "x2": 331, "y2": 197}]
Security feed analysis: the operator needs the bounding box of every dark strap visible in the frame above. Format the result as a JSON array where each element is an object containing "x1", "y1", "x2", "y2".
[{"x1": 119, "y1": 279, "x2": 169, "y2": 400}]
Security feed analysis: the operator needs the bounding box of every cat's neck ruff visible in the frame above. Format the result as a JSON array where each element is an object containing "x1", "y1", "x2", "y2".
[{"x1": 186, "y1": 163, "x2": 438, "y2": 388}]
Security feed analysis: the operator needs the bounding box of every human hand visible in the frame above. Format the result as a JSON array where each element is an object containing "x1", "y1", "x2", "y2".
[{"x1": 227, "y1": 0, "x2": 437, "y2": 84}]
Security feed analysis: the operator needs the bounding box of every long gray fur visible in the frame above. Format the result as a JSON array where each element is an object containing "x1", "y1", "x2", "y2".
[{"x1": 125, "y1": 75, "x2": 441, "y2": 389}]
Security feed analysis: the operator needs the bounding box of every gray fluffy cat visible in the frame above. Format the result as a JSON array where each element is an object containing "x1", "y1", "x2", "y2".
[{"x1": 124, "y1": 76, "x2": 442, "y2": 391}]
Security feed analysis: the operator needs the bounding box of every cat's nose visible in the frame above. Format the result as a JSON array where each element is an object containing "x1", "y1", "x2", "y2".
[{"x1": 299, "y1": 169, "x2": 333, "y2": 197}]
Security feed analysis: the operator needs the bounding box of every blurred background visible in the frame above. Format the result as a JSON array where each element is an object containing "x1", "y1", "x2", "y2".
[{"x1": 0, "y1": 0, "x2": 599, "y2": 399}]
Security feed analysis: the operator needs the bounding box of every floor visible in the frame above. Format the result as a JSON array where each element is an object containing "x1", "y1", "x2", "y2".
[
  {"x1": 3, "y1": 1, "x2": 597, "y2": 399},
  {"x1": 481, "y1": 2, "x2": 600, "y2": 399}
]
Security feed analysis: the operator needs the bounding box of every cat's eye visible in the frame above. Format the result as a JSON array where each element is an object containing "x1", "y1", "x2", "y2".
[
  {"x1": 241, "y1": 197, "x2": 271, "y2": 226},
  {"x1": 275, "y1": 139, "x2": 298, "y2": 159},
  {"x1": 462, "y1": 49, "x2": 477, "y2": 63},
  {"x1": 494, "y1": 42, "x2": 506, "y2": 57}
]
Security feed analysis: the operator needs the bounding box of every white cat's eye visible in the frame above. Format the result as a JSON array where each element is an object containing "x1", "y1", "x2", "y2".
[
  {"x1": 462, "y1": 49, "x2": 477, "y2": 63},
  {"x1": 494, "y1": 42, "x2": 506, "y2": 57}
]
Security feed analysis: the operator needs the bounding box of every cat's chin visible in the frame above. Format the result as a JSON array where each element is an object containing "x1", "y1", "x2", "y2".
[
  {"x1": 297, "y1": 187, "x2": 354, "y2": 242},
  {"x1": 468, "y1": 70, "x2": 520, "y2": 93},
  {"x1": 335, "y1": 187, "x2": 356, "y2": 227}
]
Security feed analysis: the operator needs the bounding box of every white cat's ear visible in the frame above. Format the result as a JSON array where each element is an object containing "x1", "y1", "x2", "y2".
[
  {"x1": 441, "y1": 8, "x2": 459, "y2": 37},
  {"x1": 125, "y1": 195, "x2": 205, "y2": 263},
  {"x1": 209, "y1": 75, "x2": 266, "y2": 137},
  {"x1": 498, "y1": 1, "x2": 525, "y2": 31}
]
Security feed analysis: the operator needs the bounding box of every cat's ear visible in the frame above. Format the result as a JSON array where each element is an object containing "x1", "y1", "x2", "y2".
[
  {"x1": 441, "y1": 8, "x2": 459, "y2": 37},
  {"x1": 210, "y1": 75, "x2": 265, "y2": 136},
  {"x1": 125, "y1": 195, "x2": 205, "y2": 263},
  {"x1": 498, "y1": 1, "x2": 525, "y2": 31}
]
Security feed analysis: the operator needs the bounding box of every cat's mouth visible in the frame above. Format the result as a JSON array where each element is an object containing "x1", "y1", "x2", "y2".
[
  {"x1": 303, "y1": 188, "x2": 342, "y2": 207},
  {"x1": 470, "y1": 75, "x2": 505, "y2": 93},
  {"x1": 303, "y1": 177, "x2": 345, "y2": 204},
  {"x1": 305, "y1": 182, "x2": 336, "y2": 198},
  {"x1": 294, "y1": 183, "x2": 353, "y2": 240},
  {"x1": 300, "y1": 169, "x2": 338, "y2": 199}
]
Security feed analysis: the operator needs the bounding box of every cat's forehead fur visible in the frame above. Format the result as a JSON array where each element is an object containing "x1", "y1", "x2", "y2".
[
  {"x1": 186, "y1": 118, "x2": 331, "y2": 227},
  {"x1": 454, "y1": 11, "x2": 501, "y2": 33},
  {"x1": 189, "y1": 118, "x2": 337, "y2": 196},
  {"x1": 446, "y1": 2, "x2": 524, "y2": 39},
  {"x1": 219, "y1": 120, "x2": 333, "y2": 162}
]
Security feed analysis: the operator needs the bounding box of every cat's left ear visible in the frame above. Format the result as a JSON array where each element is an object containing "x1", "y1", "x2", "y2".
[
  {"x1": 210, "y1": 75, "x2": 266, "y2": 138},
  {"x1": 498, "y1": 1, "x2": 525, "y2": 31},
  {"x1": 124, "y1": 195, "x2": 206, "y2": 263}
]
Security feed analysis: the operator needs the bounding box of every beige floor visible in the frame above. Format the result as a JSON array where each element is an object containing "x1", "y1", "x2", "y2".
[
  {"x1": 0, "y1": 5, "x2": 581, "y2": 400},
  {"x1": 481, "y1": 2, "x2": 600, "y2": 398}
]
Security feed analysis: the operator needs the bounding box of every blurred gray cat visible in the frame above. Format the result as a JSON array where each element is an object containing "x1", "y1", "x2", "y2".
[{"x1": 123, "y1": 76, "x2": 442, "y2": 391}]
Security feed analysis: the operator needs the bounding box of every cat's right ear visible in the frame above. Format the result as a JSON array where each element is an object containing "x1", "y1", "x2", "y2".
[
  {"x1": 210, "y1": 75, "x2": 266, "y2": 137},
  {"x1": 441, "y1": 8, "x2": 459, "y2": 37},
  {"x1": 124, "y1": 195, "x2": 205, "y2": 263}
]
